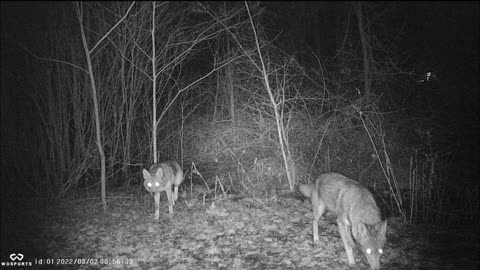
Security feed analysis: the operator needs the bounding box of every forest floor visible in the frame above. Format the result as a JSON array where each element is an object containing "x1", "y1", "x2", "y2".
[{"x1": 5, "y1": 187, "x2": 479, "y2": 269}]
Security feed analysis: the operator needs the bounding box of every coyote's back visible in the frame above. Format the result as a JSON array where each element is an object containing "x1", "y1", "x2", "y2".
[{"x1": 300, "y1": 173, "x2": 387, "y2": 270}]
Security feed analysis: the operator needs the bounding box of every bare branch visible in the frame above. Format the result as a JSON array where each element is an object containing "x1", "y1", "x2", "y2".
[
  {"x1": 8, "y1": 33, "x2": 89, "y2": 74},
  {"x1": 90, "y1": 1, "x2": 136, "y2": 54},
  {"x1": 155, "y1": 55, "x2": 243, "y2": 126}
]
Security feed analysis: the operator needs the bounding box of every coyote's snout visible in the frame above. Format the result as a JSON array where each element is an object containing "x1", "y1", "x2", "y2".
[{"x1": 300, "y1": 173, "x2": 387, "y2": 270}]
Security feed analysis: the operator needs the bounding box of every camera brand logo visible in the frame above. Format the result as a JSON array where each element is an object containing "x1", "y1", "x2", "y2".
[
  {"x1": 10, "y1": 253, "x2": 24, "y2": 261},
  {"x1": 1, "y1": 253, "x2": 32, "y2": 267}
]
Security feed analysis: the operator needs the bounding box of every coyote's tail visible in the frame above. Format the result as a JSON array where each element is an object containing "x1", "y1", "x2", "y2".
[{"x1": 299, "y1": 184, "x2": 315, "y2": 198}]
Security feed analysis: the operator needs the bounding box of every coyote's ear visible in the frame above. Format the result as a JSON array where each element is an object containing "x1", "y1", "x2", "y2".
[
  {"x1": 155, "y1": 167, "x2": 164, "y2": 178},
  {"x1": 142, "y1": 169, "x2": 150, "y2": 180},
  {"x1": 376, "y1": 220, "x2": 387, "y2": 238},
  {"x1": 357, "y1": 222, "x2": 370, "y2": 240}
]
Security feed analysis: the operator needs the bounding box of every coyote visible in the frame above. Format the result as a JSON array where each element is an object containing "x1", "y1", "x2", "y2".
[
  {"x1": 142, "y1": 161, "x2": 184, "y2": 219},
  {"x1": 299, "y1": 173, "x2": 387, "y2": 270}
]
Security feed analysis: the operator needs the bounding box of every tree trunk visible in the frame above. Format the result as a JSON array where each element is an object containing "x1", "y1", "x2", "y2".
[{"x1": 355, "y1": 1, "x2": 372, "y2": 99}]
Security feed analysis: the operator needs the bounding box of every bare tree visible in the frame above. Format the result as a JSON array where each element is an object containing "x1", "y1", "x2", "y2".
[{"x1": 74, "y1": 1, "x2": 135, "y2": 211}]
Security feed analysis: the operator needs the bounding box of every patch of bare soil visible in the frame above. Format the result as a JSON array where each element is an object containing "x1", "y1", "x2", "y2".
[{"x1": 28, "y1": 189, "x2": 479, "y2": 269}]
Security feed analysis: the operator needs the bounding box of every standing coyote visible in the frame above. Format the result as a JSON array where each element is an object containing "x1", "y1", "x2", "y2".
[
  {"x1": 142, "y1": 161, "x2": 184, "y2": 220},
  {"x1": 299, "y1": 173, "x2": 387, "y2": 270}
]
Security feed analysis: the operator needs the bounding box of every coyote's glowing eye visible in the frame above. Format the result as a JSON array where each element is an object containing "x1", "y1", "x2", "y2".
[
  {"x1": 155, "y1": 182, "x2": 160, "y2": 187},
  {"x1": 147, "y1": 183, "x2": 152, "y2": 187},
  {"x1": 366, "y1": 248, "x2": 372, "y2": 254},
  {"x1": 379, "y1": 249, "x2": 383, "y2": 254}
]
